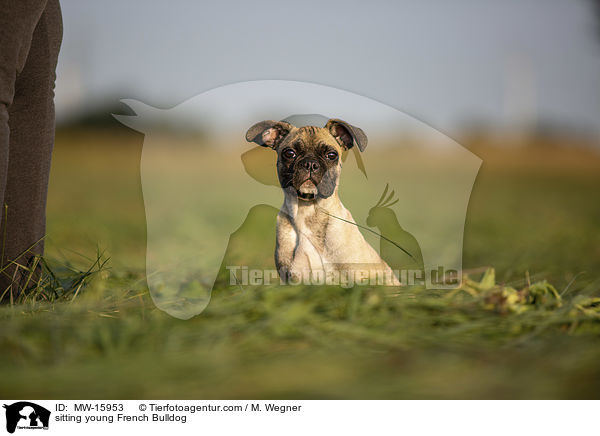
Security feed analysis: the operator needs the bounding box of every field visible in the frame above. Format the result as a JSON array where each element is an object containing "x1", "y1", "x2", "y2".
[{"x1": 1, "y1": 129, "x2": 600, "y2": 399}]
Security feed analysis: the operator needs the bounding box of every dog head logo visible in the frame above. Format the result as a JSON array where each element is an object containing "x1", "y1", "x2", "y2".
[
  {"x1": 115, "y1": 80, "x2": 481, "y2": 319},
  {"x1": 3, "y1": 402, "x2": 50, "y2": 434}
]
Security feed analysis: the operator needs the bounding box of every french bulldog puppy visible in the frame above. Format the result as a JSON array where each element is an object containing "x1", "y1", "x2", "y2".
[{"x1": 246, "y1": 118, "x2": 399, "y2": 286}]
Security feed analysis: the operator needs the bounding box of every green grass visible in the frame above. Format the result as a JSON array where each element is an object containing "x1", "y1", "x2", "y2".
[{"x1": 1, "y1": 130, "x2": 599, "y2": 399}]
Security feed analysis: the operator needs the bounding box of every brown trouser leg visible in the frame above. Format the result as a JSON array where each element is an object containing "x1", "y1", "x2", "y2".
[{"x1": 0, "y1": 0, "x2": 62, "y2": 299}]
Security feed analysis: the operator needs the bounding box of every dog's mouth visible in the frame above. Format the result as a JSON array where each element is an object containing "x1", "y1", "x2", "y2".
[
  {"x1": 296, "y1": 190, "x2": 316, "y2": 201},
  {"x1": 296, "y1": 179, "x2": 318, "y2": 201}
]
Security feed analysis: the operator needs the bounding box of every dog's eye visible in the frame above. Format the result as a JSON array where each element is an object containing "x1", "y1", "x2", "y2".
[
  {"x1": 326, "y1": 151, "x2": 338, "y2": 160},
  {"x1": 282, "y1": 148, "x2": 296, "y2": 159}
]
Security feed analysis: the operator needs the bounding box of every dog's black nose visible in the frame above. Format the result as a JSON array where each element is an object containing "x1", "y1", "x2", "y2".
[{"x1": 301, "y1": 159, "x2": 320, "y2": 172}]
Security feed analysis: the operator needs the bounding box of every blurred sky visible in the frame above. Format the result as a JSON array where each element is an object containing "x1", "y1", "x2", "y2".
[{"x1": 55, "y1": 0, "x2": 600, "y2": 141}]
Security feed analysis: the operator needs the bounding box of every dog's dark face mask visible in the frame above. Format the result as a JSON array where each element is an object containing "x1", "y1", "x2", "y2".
[
  {"x1": 245, "y1": 119, "x2": 368, "y2": 202},
  {"x1": 276, "y1": 127, "x2": 342, "y2": 200}
]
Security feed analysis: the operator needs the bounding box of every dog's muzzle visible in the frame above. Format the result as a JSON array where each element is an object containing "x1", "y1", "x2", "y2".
[{"x1": 296, "y1": 179, "x2": 318, "y2": 201}]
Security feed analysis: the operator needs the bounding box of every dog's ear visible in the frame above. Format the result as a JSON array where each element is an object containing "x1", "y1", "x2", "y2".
[
  {"x1": 246, "y1": 120, "x2": 294, "y2": 149},
  {"x1": 325, "y1": 119, "x2": 368, "y2": 152}
]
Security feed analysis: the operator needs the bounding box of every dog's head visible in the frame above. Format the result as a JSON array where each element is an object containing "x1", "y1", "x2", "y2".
[{"x1": 245, "y1": 118, "x2": 367, "y2": 201}]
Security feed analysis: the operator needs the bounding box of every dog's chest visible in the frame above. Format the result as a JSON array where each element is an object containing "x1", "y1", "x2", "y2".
[
  {"x1": 291, "y1": 206, "x2": 358, "y2": 265},
  {"x1": 295, "y1": 209, "x2": 329, "y2": 252}
]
